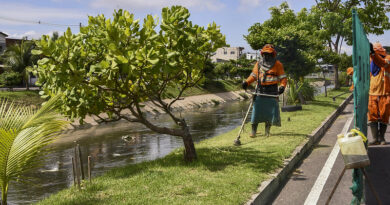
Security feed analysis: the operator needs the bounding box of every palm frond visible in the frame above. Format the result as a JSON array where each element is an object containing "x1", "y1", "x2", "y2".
[{"x1": 0, "y1": 94, "x2": 69, "y2": 203}]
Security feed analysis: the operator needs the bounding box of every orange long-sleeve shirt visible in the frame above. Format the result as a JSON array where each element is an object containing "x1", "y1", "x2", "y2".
[
  {"x1": 369, "y1": 53, "x2": 390, "y2": 96},
  {"x1": 246, "y1": 61, "x2": 287, "y2": 87}
]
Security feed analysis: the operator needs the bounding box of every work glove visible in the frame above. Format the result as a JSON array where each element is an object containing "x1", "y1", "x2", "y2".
[
  {"x1": 278, "y1": 86, "x2": 285, "y2": 95},
  {"x1": 370, "y1": 43, "x2": 374, "y2": 55},
  {"x1": 242, "y1": 81, "x2": 248, "y2": 90}
]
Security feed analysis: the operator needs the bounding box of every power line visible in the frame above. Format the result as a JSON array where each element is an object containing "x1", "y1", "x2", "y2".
[{"x1": 0, "y1": 15, "x2": 80, "y2": 27}]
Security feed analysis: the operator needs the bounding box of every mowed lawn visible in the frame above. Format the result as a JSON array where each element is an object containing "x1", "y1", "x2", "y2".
[{"x1": 37, "y1": 88, "x2": 350, "y2": 205}]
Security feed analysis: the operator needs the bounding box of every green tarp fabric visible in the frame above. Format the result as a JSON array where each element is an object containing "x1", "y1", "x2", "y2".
[{"x1": 351, "y1": 8, "x2": 370, "y2": 205}]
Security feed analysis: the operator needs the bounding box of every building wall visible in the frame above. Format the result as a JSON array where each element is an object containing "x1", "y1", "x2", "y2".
[{"x1": 211, "y1": 47, "x2": 244, "y2": 62}]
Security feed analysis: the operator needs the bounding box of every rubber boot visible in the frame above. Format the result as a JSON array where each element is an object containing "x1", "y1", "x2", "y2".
[
  {"x1": 368, "y1": 122, "x2": 380, "y2": 146},
  {"x1": 265, "y1": 122, "x2": 271, "y2": 137},
  {"x1": 250, "y1": 123, "x2": 258, "y2": 138},
  {"x1": 379, "y1": 122, "x2": 387, "y2": 145}
]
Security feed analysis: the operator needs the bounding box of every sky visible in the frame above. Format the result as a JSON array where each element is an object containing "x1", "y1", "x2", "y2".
[{"x1": 1, "y1": 0, "x2": 389, "y2": 54}]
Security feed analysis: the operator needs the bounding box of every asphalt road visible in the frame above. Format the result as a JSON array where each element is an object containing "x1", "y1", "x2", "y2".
[{"x1": 274, "y1": 101, "x2": 359, "y2": 205}]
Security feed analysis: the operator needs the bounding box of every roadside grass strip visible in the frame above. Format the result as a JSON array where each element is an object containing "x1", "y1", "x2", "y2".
[{"x1": 37, "y1": 88, "x2": 350, "y2": 205}]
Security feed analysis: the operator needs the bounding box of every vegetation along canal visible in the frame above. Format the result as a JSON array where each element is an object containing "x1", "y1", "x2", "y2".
[{"x1": 7, "y1": 100, "x2": 251, "y2": 204}]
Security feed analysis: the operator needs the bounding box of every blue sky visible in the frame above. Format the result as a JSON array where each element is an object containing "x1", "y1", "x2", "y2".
[{"x1": 0, "y1": 0, "x2": 389, "y2": 54}]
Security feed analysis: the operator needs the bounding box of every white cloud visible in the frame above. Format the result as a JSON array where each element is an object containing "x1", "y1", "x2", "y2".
[
  {"x1": 238, "y1": 0, "x2": 276, "y2": 11},
  {"x1": 0, "y1": 2, "x2": 86, "y2": 26},
  {"x1": 8, "y1": 31, "x2": 40, "y2": 39},
  {"x1": 90, "y1": 0, "x2": 225, "y2": 11}
]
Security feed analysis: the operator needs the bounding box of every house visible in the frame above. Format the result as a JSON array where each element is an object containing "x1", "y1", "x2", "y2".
[
  {"x1": 0, "y1": 32, "x2": 7, "y2": 53},
  {"x1": 245, "y1": 52, "x2": 260, "y2": 61},
  {"x1": 5, "y1": 38, "x2": 23, "y2": 48},
  {"x1": 211, "y1": 47, "x2": 244, "y2": 63}
]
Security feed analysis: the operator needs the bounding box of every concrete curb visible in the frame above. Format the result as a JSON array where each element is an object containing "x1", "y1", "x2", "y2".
[{"x1": 246, "y1": 94, "x2": 353, "y2": 205}]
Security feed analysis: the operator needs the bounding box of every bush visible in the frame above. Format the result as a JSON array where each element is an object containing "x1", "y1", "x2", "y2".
[{"x1": 0, "y1": 71, "x2": 22, "y2": 89}]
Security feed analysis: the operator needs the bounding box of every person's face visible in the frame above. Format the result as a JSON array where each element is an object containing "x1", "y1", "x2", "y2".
[{"x1": 263, "y1": 53, "x2": 274, "y2": 62}]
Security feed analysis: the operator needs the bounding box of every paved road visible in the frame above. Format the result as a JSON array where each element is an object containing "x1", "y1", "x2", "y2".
[
  {"x1": 274, "y1": 100, "x2": 390, "y2": 205},
  {"x1": 274, "y1": 101, "x2": 357, "y2": 205}
]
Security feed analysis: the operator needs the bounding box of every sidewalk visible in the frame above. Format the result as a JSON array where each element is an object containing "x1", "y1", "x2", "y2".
[{"x1": 273, "y1": 100, "x2": 390, "y2": 205}]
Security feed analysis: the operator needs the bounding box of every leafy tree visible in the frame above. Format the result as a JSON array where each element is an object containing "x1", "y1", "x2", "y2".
[
  {"x1": 245, "y1": 2, "x2": 321, "y2": 81},
  {"x1": 0, "y1": 94, "x2": 69, "y2": 204},
  {"x1": 215, "y1": 62, "x2": 234, "y2": 79},
  {"x1": 312, "y1": 0, "x2": 390, "y2": 89},
  {"x1": 338, "y1": 53, "x2": 352, "y2": 72},
  {"x1": 32, "y1": 6, "x2": 226, "y2": 162},
  {"x1": 2, "y1": 40, "x2": 38, "y2": 90},
  {"x1": 202, "y1": 59, "x2": 216, "y2": 80}
]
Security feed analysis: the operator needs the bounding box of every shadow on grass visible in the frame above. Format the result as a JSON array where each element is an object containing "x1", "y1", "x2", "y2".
[
  {"x1": 309, "y1": 100, "x2": 339, "y2": 109},
  {"x1": 103, "y1": 145, "x2": 281, "y2": 179}
]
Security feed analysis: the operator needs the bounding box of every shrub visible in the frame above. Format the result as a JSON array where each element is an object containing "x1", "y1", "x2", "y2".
[{"x1": 0, "y1": 71, "x2": 22, "y2": 89}]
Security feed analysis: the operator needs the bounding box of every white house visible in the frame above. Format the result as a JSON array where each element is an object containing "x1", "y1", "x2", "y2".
[{"x1": 211, "y1": 47, "x2": 244, "y2": 63}]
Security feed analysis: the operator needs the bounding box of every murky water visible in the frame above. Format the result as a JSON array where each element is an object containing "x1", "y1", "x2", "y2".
[{"x1": 6, "y1": 100, "x2": 251, "y2": 204}]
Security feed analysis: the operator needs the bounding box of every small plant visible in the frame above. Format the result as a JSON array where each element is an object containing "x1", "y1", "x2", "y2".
[{"x1": 287, "y1": 78, "x2": 303, "y2": 104}]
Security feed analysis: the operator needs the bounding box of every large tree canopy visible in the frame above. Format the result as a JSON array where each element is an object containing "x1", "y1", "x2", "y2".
[
  {"x1": 245, "y1": 2, "x2": 322, "y2": 80},
  {"x1": 313, "y1": 0, "x2": 390, "y2": 88},
  {"x1": 32, "y1": 6, "x2": 226, "y2": 161}
]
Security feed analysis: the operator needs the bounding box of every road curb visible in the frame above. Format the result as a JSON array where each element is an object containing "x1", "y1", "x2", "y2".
[{"x1": 246, "y1": 94, "x2": 353, "y2": 205}]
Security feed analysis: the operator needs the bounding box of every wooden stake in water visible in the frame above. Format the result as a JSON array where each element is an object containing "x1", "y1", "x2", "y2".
[
  {"x1": 74, "y1": 145, "x2": 81, "y2": 189},
  {"x1": 71, "y1": 157, "x2": 76, "y2": 186},
  {"x1": 77, "y1": 144, "x2": 85, "y2": 180},
  {"x1": 88, "y1": 156, "x2": 92, "y2": 183}
]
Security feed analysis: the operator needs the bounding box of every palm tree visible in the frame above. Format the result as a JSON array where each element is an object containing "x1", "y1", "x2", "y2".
[
  {"x1": 2, "y1": 39, "x2": 38, "y2": 90},
  {"x1": 0, "y1": 94, "x2": 69, "y2": 204}
]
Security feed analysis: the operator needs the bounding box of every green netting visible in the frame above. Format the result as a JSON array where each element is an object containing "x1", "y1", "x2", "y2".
[{"x1": 351, "y1": 8, "x2": 370, "y2": 205}]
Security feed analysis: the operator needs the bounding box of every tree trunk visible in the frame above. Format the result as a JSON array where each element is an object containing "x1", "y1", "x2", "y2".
[
  {"x1": 182, "y1": 129, "x2": 197, "y2": 162},
  {"x1": 25, "y1": 71, "x2": 29, "y2": 91},
  {"x1": 334, "y1": 64, "x2": 340, "y2": 90}
]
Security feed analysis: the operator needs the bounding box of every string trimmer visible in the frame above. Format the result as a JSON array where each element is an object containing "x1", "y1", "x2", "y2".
[{"x1": 234, "y1": 90, "x2": 279, "y2": 146}]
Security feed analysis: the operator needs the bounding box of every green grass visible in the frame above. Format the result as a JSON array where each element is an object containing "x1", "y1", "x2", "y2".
[
  {"x1": 0, "y1": 90, "x2": 45, "y2": 105},
  {"x1": 37, "y1": 88, "x2": 350, "y2": 205}
]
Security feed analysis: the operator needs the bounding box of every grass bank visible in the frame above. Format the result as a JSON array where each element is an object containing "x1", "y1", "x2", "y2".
[
  {"x1": 0, "y1": 90, "x2": 45, "y2": 105},
  {"x1": 37, "y1": 88, "x2": 350, "y2": 205},
  {"x1": 167, "y1": 79, "x2": 241, "y2": 97}
]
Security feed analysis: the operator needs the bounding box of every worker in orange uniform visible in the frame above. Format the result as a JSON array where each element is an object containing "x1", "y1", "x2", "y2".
[
  {"x1": 242, "y1": 44, "x2": 287, "y2": 137},
  {"x1": 347, "y1": 67, "x2": 354, "y2": 91},
  {"x1": 368, "y1": 42, "x2": 390, "y2": 145}
]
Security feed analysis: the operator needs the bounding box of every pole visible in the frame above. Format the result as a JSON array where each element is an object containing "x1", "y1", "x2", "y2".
[
  {"x1": 77, "y1": 144, "x2": 85, "y2": 180},
  {"x1": 325, "y1": 167, "x2": 346, "y2": 205},
  {"x1": 88, "y1": 156, "x2": 92, "y2": 183}
]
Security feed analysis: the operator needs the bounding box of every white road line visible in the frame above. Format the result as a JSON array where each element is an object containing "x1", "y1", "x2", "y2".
[{"x1": 304, "y1": 116, "x2": 354, "y2": 205}]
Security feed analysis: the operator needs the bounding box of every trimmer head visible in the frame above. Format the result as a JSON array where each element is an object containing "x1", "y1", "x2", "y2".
[{"x1": 234, "y1": 139, "x2": 241, "y2": 146}]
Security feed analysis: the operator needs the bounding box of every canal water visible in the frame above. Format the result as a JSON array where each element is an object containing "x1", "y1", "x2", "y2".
[
  {"x1": 7, "y1": 100, "x2": 251, "y2": 204},
  {"x1": 7, "y1": 84, "x2": 334, "y2": 204}
]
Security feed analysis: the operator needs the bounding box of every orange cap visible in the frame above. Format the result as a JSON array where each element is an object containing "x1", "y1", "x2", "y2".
[
  {"x1": 373, "y1": 42, "x2": 387, "y2": 56},
  {"x1": 347, "y1": 67, "x2": 354, "y2": 76},
  {"x1": 261, "y1": 44, "x2": 276, "y2": 57}
]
